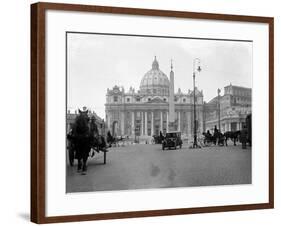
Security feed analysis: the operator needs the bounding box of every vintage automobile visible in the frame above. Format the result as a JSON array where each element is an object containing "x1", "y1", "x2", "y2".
[{"x1": 162, "y1": 131, "x2": 183, "y2": 150}]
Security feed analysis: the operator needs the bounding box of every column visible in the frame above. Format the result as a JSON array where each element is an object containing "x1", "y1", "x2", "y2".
[
  {"x1": 166, "y1": 111, "x2": 169, "y2": 132},
  {"x1": 178, "y1": 111, "x2": 181, "y2": 131},
  {"x1": 199, "y1": 111, "x2": 203, "y2": 134},
  {"x1": 121, "y1": 111, "x2": 125, "y2": 135},
  {"x1": 187, "y1": 111, "x2": 192, "y2": 138},
  {"x1": 185, "y1": 111, "x2": 188, "y2": 135},
  {"x1": 227, "y1": 122, "x2": 231, "y2": 131},
  {"x1": 141, "y1": 112, "x2": 144, "y2": 135},
  {"x1": 151, "y1": 111, "x2": 154, "y2": 136},
  {"x1": 145, "y1": 111, "x2": 148, "y2": 135},
  {"x1": 107, "y1": 113, "x2": 111, "y2": 132},
  {"x1": 160, "y1": 111, "x2": 163, "y2": 132},
  {"x1": 131, "y1": 111, "x2": 135, "y2": 135}
]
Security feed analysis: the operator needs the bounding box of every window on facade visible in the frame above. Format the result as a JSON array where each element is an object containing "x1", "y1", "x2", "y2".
[
  {"x1": 136, "y1": 97, "x2": 140, "y2": 102},
  {"x1": 183, "y1": 98, "x2": 186, "y2": 102},
  {"x1": 163, "y1": 98, "x2": 166, "y2": 102},
  {"x1": 127, "y1": 98, "x2": 130, "y2": 102},
  {"x1": 174, "y1": 97, "x2": 177, "y2": 102},
  {"x1": 113, "y1": 96, "x2": 118, "y2": 102},
  {"x1": 153, "y1": 89, "x2": 157, "y2": 94}
]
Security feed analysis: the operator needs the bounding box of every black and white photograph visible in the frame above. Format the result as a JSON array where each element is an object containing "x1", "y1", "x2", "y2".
[{"x1": 66, "y1": 32, "x2": 252, "y2": 193}]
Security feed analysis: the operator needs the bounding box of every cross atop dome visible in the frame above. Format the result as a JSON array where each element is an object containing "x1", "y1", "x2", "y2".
[{"x1": 152, "y1": 56, "x2": 159, "y2": 70}]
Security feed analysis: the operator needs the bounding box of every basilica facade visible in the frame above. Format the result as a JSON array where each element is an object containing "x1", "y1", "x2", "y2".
[{"x1": 105, "y1": 57, "x2": 205, "y2": 138}]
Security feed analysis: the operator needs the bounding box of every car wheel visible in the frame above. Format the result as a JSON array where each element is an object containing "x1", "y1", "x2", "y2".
[{"x1": 162, "y1": 145, "x2": 165, "y2": 150}]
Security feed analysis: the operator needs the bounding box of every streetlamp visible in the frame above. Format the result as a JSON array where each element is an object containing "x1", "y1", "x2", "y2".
[
  {"x1": 192, "y1": 58, "x2": 201, "y2": 148},
  {"x1": 217, "y1": 88, "x2": 221, "y2": 132}
]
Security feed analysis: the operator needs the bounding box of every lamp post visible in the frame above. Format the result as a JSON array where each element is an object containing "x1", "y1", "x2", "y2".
[
  {"x1": 217, "y1": 88, "x2": 221, "y2": 132},
  {"x1": 192, "y1": 58, "x2": 201, "y2": 148}
]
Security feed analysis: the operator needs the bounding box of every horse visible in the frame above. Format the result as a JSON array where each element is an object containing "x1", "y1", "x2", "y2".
[
  {"x1": 224, "y1": 131, "x2": 241, "y2": 146},
  {"x1": 214, "y1": 131, "x2": 226, "y2": 146},
  {"x1": 71, "y1": 110, "x2": 92, "y2": 174},
  {"x1": 66, "y1": 129, "x2": 75, "y2": 166}
]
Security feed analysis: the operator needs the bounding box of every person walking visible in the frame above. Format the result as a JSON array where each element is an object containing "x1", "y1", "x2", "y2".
[{"x1": 240, "y1": 125, "x2": 247, "y2": 149}]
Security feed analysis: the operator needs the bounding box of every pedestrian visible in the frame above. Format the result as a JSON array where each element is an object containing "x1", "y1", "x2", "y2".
[
  {"x1": 213, "y1": 126, "x2": 219, "y2": 145},
  {"x1": 240, "y1": 125, "x2": 247, "y2": 149}
]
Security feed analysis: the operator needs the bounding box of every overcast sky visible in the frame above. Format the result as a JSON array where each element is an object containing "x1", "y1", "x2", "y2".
[{"x1": 67, "y1": 33, "x2": 252, "y2": 119}]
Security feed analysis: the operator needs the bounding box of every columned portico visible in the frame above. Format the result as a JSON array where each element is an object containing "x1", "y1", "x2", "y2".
[
  {"x1": 107, "y1": 106, "x2": 205, "y2": 138},
  {"x1": 105, "y1": 57, "x2": 207, "y2": 140}
]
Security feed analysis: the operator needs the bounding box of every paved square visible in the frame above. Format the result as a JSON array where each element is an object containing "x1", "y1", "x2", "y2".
[{"x1": 66, "y1": 143, "x2": 251, "y2": 193}]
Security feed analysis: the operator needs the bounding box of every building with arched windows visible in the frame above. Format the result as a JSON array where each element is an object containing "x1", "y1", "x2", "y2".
[
  {"x1": 105, "y1": 57, "x2": 204, "y2": 139},
  {"x1": 66, "y1": 57, "x2": 252, "y2": 141},
  {"x1": 204, "y1": 84, "x2": 252, "y2": 133}
]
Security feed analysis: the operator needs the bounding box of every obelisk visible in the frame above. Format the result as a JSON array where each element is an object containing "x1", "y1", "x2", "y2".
[{"x1": 168, "y1": 60, "x2": 176, "y2": 132}]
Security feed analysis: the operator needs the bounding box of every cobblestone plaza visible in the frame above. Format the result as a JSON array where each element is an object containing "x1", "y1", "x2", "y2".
[{"x1": 66, "y1": 143, "x2": 251, "y2": 193}]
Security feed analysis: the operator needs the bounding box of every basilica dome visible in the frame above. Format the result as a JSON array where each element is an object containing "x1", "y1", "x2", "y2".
[{"x1": 139, "y1": 57, "x2": 170, "y2": 96}]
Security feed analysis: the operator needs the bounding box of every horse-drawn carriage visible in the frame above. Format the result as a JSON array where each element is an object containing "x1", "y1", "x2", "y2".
[
  {"x1": 202, "y1": 129, "x2": 242, "y2": 147},
  {"x1": 67, "y1": 109, "x2": 108, "y2": 174},
  {"x1": 202, "y1": 130, "x2": 226, "y2": 146}
]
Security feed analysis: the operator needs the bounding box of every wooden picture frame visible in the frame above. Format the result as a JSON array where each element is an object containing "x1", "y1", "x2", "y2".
[{"x1": 31, "y1": 2, "x2": 274, "y2": 224}]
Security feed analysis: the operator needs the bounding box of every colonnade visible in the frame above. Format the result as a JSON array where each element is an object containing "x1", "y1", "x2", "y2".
[{"x1": 107, "y1": 110, "x2": 204, "y2": 137}]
